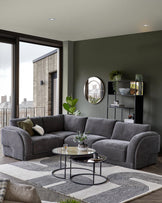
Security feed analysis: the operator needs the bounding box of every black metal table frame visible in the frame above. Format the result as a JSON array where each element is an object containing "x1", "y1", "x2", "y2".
[
  {"x1": 52, "y1": 154, "x2": 108, "y2": 185},
  {"x1": 52, "y1": 154, "x2": 92, "y2": 179}
]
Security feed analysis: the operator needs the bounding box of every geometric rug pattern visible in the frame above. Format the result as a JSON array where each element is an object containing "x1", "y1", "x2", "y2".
[{"x1": 0, "y1": 156, "x2": 162, "y2": 203}]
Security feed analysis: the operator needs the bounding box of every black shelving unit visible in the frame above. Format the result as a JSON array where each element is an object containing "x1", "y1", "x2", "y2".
[{"x1": 107, "y1": 80, "x2": 143, "y2": 124}]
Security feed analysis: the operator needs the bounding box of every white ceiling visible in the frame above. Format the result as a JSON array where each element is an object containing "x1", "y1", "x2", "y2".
[{"x1": 0, "y1": 0, "x2": 162, "y2": 41}]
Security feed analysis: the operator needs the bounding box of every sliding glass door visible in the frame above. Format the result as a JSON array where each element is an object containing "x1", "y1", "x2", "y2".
[{"x1": 0, "y1": 42, "x2": 12, "y2": 127}]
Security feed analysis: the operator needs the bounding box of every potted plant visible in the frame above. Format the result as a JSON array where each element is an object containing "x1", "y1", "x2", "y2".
[
  {"x1": 109, "y1": 70, "x2": 122, "y2": 81},
  {"x1": 73, "y1": 131, "x2": 88, "y2": 151},
  {"x1": 63, "y1": 96, "x2": 81, "y2": 115}
]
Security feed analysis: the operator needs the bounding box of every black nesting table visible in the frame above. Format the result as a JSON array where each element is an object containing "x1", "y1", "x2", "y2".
[{"x1": 52, "y1": 146, "x2": 108, "y2": 185}]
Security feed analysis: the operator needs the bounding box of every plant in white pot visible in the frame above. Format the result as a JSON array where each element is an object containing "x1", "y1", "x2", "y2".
[{"x1": 73, "y1": 131, "x2": 88, "y2": 151}]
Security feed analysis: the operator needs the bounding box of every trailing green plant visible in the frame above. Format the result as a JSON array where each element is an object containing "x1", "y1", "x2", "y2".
[
  {"x1": 60, "y1": 199, "x2": 81, "y2": 203},
  {"x1": 109, "y1": 70, "x2": 122, "y2": 81},
  {"x1": 63, "y1": 96, "x2": 80, "y2": 115}
]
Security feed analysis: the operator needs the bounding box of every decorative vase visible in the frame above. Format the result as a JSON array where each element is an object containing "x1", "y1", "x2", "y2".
[{"x1": 78, "y1": 143, "x2": 88, "y2": 151}]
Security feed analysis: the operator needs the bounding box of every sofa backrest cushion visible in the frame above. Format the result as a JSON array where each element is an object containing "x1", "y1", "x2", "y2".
[
  {"x1": 42, "y1": 115, "x2": 64, "y2": 133},
  {"x1": 10, "y1": 117, "x2": 44, "y2": 128},
  {"x1": 111, "y1": 122, "x2": 151, "y2": 141},
  {"x1": 64, "y1": 115, "x2": 87, "y2": 133},
  {"x1": 84, "y1": 117, "x2": 116, "y2": 138},
  {"x1": 30, "y1": 117, "x2": 44, "y2": 128},
  {"x1": 10, "y1": 117, "x2": 28, "y2": 127}
]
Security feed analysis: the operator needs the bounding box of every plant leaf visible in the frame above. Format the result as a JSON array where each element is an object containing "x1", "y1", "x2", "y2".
[
  {"x1": 63, "y1": 103, "x2": 70, "y2": 112},
  {"x1": 72, "y1": 98, "x2": 78, "y2": 106},
  {"x1": 69, "y1": 107, "x2": 76, "y2": 114}
]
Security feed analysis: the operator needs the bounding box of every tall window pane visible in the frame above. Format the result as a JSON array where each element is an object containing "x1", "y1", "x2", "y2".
[
  {"x1": 19, "y1": 42, "x2": 58, "y2": 118},
  {"x1": 0, "y1": 42, "x2": 12, "y2": 127}
]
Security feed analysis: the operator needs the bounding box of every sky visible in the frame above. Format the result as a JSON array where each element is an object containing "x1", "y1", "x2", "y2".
[{"x1": 0, "y1": 42, "x2": 56, "y2": 104}]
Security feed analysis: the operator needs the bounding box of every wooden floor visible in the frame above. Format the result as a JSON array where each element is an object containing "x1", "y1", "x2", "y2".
[{"x1": 0, "y1": 154, "x2": 162, "y2": 203}]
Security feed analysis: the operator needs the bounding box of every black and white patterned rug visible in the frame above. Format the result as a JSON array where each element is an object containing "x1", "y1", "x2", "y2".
[{"x1": 0, "y1": 156, "x2": 162, "y2": 203}]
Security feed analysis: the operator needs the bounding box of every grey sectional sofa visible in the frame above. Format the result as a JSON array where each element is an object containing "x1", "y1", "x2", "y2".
[{"x1": 1, "y1": 114, "x2": 160, "y2": 169}]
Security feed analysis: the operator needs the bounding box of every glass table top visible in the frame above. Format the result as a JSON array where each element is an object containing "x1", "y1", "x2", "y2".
[{"x1": 52, "y1": 146, "x2": 96, "y2": 156}]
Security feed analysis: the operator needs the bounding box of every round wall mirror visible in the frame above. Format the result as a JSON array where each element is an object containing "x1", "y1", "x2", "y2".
[{"x1": 84, "y1": 76, "x2": 105, "y2": 104}]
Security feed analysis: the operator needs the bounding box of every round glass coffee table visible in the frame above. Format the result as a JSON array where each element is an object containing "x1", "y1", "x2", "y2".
[
  {"x1": 52, "y1": 146, "x2": 108, "y2": 185},
  {"x1": 52, "y1": 146, "x2": 95, "y2": 179}
]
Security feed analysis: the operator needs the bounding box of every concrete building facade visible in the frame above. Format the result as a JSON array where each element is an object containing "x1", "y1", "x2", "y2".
[{"x1": 33, "y1": 49, "x2": 58, "y2": 116}]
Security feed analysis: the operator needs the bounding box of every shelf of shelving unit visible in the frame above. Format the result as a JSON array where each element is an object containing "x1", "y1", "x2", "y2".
[{"x1": 107, "y1": 80, "x2": 143, "y2": 123}]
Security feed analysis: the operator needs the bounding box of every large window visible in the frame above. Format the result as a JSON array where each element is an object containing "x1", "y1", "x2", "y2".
[
  {"x1": 0, "y1": 42, "x2": 12, "y2": 127},
  {"x1": 19, "y1": 42, "x2": 58, "y2": 118},
  {"x1": 0, "y1": 30, "x2": 63, "y2": 125}
]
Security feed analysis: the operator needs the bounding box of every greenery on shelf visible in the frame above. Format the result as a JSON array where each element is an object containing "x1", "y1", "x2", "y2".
[
  {"x1": 60, "y1": 199, "x2": 81, "y2": 203},
  {"x1": 63, "y1": 96, "x2": 81, "y2": 115},
  {"x1": 109, "y1": 70, "x2": 122, "y2": 81}
]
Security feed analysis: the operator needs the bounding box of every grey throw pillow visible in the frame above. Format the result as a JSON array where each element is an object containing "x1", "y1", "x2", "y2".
[
  {"x1": 0, "y1": 179, "x2": 9, "y2": 202},
  {"x1": 5, "y1": 182, "x2": 41, "y2": 203}
]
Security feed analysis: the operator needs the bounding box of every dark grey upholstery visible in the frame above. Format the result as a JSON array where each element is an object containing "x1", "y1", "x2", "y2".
[
  {"x1": 31, "y1": 134, "x2": 63, "y2": 155},
  {"x1": 31, "y1": 117, "x2": 44, "y2": 128},
  {"x1": 1, "y1": 115, "x2": 160, "y2": 169},
  {"x1": 126, "y1": 131, "x2": 160, "y2": 169},
  {"x1": 92, "y1": 139, "x2": 129, "y2": 162},
  {"x1": 1, "y1": 126, "x2": 32, "y2": 160},
  {"x1": 52, "y1": 131, "x2": 76, "y2": 140},
  {"x1": 85, "y1": 117, "x2": 116, "y2": 138},
  {"x1": 112, "y1": 122, "x2": 151, "y2": 141},
  {"x1": 64, "y1": 134, "x2": 78, "y2": 146},
  {"x1": 10, "y1": 117, "x2": 28, "y2": 127},
  {"x1": 64, "y1": 134, "x2": 106, "y2": 148},
  {"x1": 42, "y1": 115, "x2": 64, "y2": 133},
  {"x1": 64, "y1": 115, "x2": 87, "y2": 133}
]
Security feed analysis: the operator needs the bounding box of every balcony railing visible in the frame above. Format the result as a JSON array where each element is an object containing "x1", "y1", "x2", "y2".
[{"x1": 0, "y1": 107, "x2": 45, "y2": 128}]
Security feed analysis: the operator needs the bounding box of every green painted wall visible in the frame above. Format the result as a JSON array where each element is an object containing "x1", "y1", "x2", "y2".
[
  {"x1": 62, "y1": 41, "x2": 74, "y2": 113},
  {"x1": 73, "y1": 31, "x2": 162, "y2": 148}
]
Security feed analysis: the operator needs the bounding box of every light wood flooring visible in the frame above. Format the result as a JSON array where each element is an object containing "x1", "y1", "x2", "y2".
[{"x1": 0, "y1": 142, "x2": 162, "y2": 203}]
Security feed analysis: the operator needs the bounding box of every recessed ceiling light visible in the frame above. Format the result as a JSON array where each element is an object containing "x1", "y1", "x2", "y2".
[
  {"x1": 49, "y1": 18, "x2": 56, "y2": 21},
  {"x1": 144, "y1": 24, "x2": 149, "y2": 27}
]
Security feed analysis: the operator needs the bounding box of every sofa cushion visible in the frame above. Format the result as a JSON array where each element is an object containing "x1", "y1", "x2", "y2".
[
  {"x1": 30, "y1": 117, "x2": 44, "y2": 128},
  {"x1": 10, "y1": 118, "x2": 28, "y2": 127},
  {"x1": 112, "y1": 122, "x2": 151, "y2": 141},
  {"x1": 17, "y1": 119, "x2": 34, "y2": 136},
  {"x1": 64, "y1": 134, "x2": 106, "y2": 147},
  {"x1": 31, "y1": 134, "x2": 63, "y2": 154},
  {"x1": 5, "y1": 182, "x2": 41, "y2": 203},
  {"x1": 64, "y1": 134, "x2": 78, "y2": 146},
  {"x1": 53, "y1": 131, "x2": 76, "y2": 140},
  {"x1": 42, "y1": 115, "x2": 64, "y2": 133},
  {"x1": 85, "y1": 117, "x2": 116, "y2": 138},
  {"x1": 92, "y1": 139, "x2": 129, "y2": 162},
  {"x1": 0, "y1": 179, "x2": 9, "y2": 202},
  {"x1": 64, "y1": 115, "x2": 87, "y2": 133}
]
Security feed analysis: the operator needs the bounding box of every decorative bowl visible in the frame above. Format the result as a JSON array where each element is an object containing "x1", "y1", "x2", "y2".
[{"x1": 119, "y1": 88, "x2": 130, "y2": 95}]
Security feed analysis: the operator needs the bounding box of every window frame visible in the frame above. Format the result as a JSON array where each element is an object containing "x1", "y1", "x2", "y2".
[{"x1": 0, "y1": 29, "x2": 63, "y2": 118}]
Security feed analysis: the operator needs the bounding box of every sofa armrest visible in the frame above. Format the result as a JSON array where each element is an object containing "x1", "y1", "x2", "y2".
[
  {"x1": 126, "y1": 131, "x2": 160, "y2": 169},
  {"x1": 1, "y1": 126, "x2": 32, "y2": 160}
]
